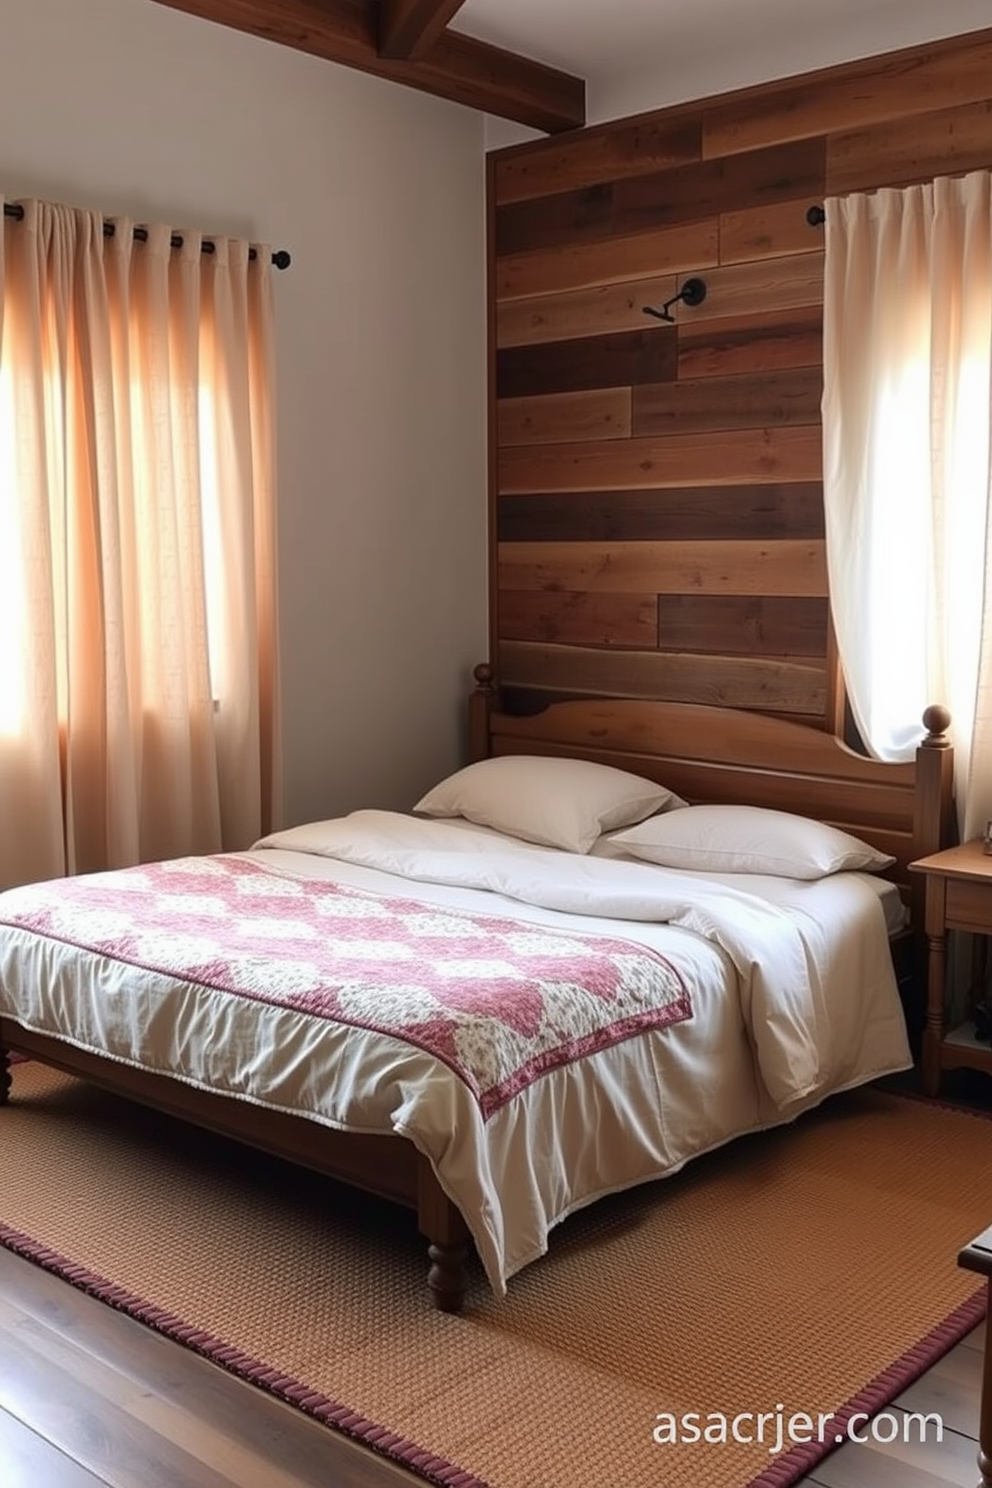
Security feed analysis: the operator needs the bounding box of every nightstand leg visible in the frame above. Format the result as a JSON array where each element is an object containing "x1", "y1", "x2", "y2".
[
  {"x1": 958, "y1": 1238, "x2": 992, "y2": 1487},
  {"x1": 979, "y1": 1278, "x2": 992, "y2": 1488},
  {"x1": 922, "y1": 929, "x2": 947, "y2": 1097}
]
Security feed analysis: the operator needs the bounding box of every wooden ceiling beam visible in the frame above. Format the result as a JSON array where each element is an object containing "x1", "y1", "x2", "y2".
[
  {"x1": 151, "y1": 0, "x2": 586, "y2": 134},
  {"x1": 378, "y1": 0, "x2": 467, "y2": 61}
]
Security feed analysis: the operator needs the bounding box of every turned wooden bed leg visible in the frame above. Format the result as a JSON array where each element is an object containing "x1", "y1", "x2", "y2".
[
  {"x1": 0, "y1": 1044, "x2": 11, "y2": 1105},
  {"x1": 418, "y1": 1158, "x2": 470, "y2": 1313},
  {"x1": 427, "y1": 1239, "x2": 470, "y2": 1313}
]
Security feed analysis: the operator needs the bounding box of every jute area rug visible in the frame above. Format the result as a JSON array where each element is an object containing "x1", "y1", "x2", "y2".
[{"x1": 0, "y1": 1063, "x2": 988, "y2": 1488}]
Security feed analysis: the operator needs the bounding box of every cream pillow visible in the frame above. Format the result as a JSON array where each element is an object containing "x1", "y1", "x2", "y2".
[
  {"x1": 607, "y1": 804, "x2": 894, "y2": 880},
  {"x1": 414, "y1": 755, "x2": 684, "y2": 854}
]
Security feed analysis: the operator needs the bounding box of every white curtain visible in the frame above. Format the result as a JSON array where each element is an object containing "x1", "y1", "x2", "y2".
[
  {"x1": 0, "y1": 199, "x2": 281, "y2": 889},
  {"x1": 822, "y1": 171, "x2": 992, "y2": 839}
]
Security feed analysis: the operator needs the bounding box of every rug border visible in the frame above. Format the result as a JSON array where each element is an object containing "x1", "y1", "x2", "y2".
[
  {"x1": 0, "y1": 1219, "x2": 488, "y2": 1488},
  {"x1": 746, "y1": 1087, "x2": 992, "y2": 1488}
]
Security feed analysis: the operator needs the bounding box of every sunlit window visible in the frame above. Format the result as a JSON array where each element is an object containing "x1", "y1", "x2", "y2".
[
  {"x1": 0, "y1": 204, "x2": 276, "y2": 884},
  {"x1": 0, "y1": 353, "x2": 231, "y2": 734},
  {"x1": 861, "y1": 357, "x2": 932, "y2": 745}
]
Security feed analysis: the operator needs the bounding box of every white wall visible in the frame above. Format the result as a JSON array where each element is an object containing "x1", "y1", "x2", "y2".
[
  {"x1": 0, "y1": 0, "x2": 489, "y2": 828},
  {"x1": 484, "y1": 0, "x2": 992, "y2": 149}
]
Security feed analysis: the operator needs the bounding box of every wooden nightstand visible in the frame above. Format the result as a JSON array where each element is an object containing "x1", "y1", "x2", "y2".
[{"x1": 910, "y1": 841, "x2": 992, "y2": 1096}]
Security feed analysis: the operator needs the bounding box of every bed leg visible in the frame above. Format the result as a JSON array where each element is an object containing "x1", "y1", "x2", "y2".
[
  {"x1": 418, "y1": 1158, "x2": 470, "y2": 1313},
  {"x1": 0, "y1": 1044, "x2": 10, "y2": 1105},
  {"x1": 427, "y1": 1239, "x2": 469, "y2": 1313}
]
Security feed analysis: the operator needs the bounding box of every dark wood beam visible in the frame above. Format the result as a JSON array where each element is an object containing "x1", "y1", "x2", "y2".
[
  {"x1": 378, "y1": 0, "x2": 468, "y2": 61},
  {"x1": 151, "y1": 0, "x2": 585, "y2": 134}
]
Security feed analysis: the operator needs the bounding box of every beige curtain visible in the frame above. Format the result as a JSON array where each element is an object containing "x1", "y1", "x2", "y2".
[
  {"x1": 0, "y1": 199, "x2": 280, "y2": 890},
  {"x1": 822, "y1": 171, "x2": 992, "y2": 839}
]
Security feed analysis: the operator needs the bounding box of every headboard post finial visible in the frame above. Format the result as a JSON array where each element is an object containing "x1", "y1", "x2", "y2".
[
  {"x1": 921, "y1": 704, "x2": 952, "y2": 748},
  {"x1": 468, "y1": 663, "x2": 498, "y2": 763}
]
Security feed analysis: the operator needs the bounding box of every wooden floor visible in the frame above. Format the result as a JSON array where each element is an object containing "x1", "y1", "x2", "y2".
[{"x1": 1, "y1": 1064, "x2": 989, "y2": 1487}]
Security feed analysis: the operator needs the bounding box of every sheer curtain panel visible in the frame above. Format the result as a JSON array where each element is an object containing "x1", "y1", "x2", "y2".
[
  {"x1": 0, "y1": 199, "x2": 280, "y2": 890},
  {"x1": 822, "y1": 171, "x2": 992, "y2": 839}
]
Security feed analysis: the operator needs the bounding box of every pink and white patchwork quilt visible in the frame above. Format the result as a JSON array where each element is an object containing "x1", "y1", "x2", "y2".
[{"x1": 0, "y1": 854, "x2": 692, "y2": 1120}]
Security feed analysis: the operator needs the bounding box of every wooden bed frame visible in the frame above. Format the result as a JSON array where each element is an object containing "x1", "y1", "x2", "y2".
[{"x1": 0, "y1": 665, "x2": 956, "y2": 1312}]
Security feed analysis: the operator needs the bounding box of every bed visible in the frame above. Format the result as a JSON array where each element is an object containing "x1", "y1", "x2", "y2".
[{"x1": 0, "y1": 666, "x2": 955, "y2": 1311}]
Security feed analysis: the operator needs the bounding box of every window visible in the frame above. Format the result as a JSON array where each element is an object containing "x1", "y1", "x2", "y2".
[{"x1": 0, "y1": 202, "x2": 279, "y2": 888}]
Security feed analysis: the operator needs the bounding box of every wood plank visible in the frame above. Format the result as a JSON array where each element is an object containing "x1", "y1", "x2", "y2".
[
  {"x1": 498, "y1": 389, "x2": 631, "y2": 447},
  {"x1": 0, "y1": 1298, "x2": 241, "y2": 1488},
  {"x1": 497, "y1": 277, "x2": 676, "y2": 348},
  {"x1": 498, "y1": 538, "x2": 828, "y2": 595},
  {"x1": 488, "y1": 693, "x2": 918, "y2": 785},
  {"x1": 493, "y1": 115, "x2": 703, "y2": 205},
  {"x1": 0, "y1": 1248, "x2": 421, "y2": 1488},
  {"x1": 0, "y1": 1409, "x2": 108, "y2": 1488},
  {"x1": 632, "y1": 367, "x2": 822, "y2": 437},
  {"x1": 671, "y1": 252, "x2": 824, "y2": 325},
  {"x1": 959, "y1": 1320, "x2": 986, "y2": 1354},
  {"x1": 489, "y1": 727, "x2": 931, "y2": 826},
  {"x1": 677, "y1": 307, "x2": 823, "y2": 379},
  {"x1": 496, "y1": 221, "x2": 719, "y2": 302},
  {"x1": 499, "y1": 591, "x2": 657, "y2": 647},
  {"x1": 498, "y1": 425, "x2": 823, "y2": 493},
  {"x1": 613, "y1": 138, "x2": 826, "y2": 238},
  {"x1": 495, "y1": 183, "x2": 615, "y2": 257},
  {"x1": 826, "y1": 98, "x2": 992, "y2": 196},
  {"x1": 377, "y1": 0, "x2": 467, "y2": 60},
  {"x1": 497, "y1": 639, "x2": 827, "y2": 714},
  {"x1": 150, "y1": 0, "x2": 585, "y2": 134},
  {"x1": 496, "y1": 328, "x2": 677, "y2": 399},
  {"x1": 807, "y1": 1404, "x2": 982, "y2": 1488},
  {"x1": 892, "y1": 1339, "x2": 983, "y2": 1440},
  {"x1": 657, "y1": 594, "x2": 828, "y2": 656},
  {"x1": 495, "y1": 139, "x2": 824, "y2": 256},
  {"x1": 498, "y1": 684, "x2": 828, "y2": 736},
  {"x1": 703, "y1": 28, "x2": 992, "y2": 158},
  {"x1": 720, "y1": 199, "x2": 824, "y2": 262},
  {"x1": 496, "y1": 483, "x2": 825, "y2": 543}
]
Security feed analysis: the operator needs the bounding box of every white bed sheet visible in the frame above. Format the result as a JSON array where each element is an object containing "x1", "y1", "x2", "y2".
[{"x1": 0, "y1": 813, "x2": 912, "y2": 1295}]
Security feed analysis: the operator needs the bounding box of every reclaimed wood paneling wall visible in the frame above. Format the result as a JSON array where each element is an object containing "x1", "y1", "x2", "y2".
[{"x1": 489, "y1": 26, "x2": 992, "y2": 727}]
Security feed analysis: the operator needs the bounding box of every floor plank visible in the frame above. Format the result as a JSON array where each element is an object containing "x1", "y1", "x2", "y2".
[
  {"x1": 805, "y1": 1413, "x2": 982, "y2": 1488},
  {"x1": 0, "y1": 1248, "x2": 423, "y2": 1488},
  {"x1": 893, "y1": 1341, "x2": 984, "y2": 1438},
  {"x1": 0, "y1": 1409, "x2": 110, "y2": 1488}
]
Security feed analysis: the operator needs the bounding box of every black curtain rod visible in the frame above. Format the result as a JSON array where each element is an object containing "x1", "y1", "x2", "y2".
[{"x1": 2, "y1": 201, "x2": 290, "y2": 269}]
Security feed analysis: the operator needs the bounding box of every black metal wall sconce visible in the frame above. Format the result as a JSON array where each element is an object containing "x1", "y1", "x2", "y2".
[
  {"x1": 643, "y1": 207, "x2": 822, "y2": 325},
  {"x1": 642, "y1": 276, "x2": 707, "y2": 324}
]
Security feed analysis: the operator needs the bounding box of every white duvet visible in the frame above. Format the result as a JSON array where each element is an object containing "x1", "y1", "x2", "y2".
[{"x1": 0, "y1": 810, "x2": 912, "y2": 1294}]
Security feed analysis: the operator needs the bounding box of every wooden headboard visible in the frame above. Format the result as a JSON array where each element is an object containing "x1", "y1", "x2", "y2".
[{"x1": 467, "y1": 663, "x2": 955, "y2": 922}]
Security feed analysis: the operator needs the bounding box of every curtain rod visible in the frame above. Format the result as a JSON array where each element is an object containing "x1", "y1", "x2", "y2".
[{"x1": 2, "y1": 202, "x2": 291, "y2": 269}]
